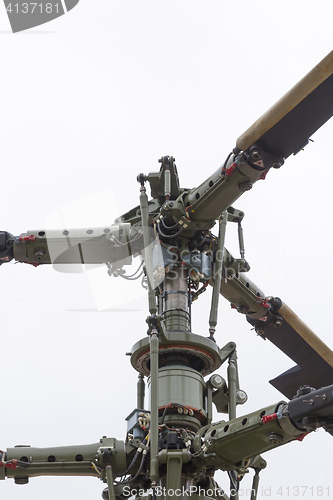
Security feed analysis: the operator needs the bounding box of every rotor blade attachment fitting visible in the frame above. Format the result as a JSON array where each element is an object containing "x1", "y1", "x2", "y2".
[{"x1": 0, "y1": 231, "x2": 14, "y2": 264}]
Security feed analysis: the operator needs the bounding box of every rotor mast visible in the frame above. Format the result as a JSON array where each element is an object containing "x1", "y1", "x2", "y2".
[{"x1": 133, "y1": 157, "x2": 248, "y2": 498}]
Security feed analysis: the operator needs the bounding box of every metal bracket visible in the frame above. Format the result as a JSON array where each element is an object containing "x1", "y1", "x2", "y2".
[{"x1": 158, "y1": 449, "x2": 192, "y2": 500}]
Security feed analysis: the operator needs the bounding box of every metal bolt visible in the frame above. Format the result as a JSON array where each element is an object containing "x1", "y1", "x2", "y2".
[
  {"x1": 250, "y1": 149, "x2": 262, "y2": 161},
  {"x1": 268, "y1": 433, "x2": 284, "y2": 444},
  {"x1": 34, "y1": 250, "x2": 46, "y2": 262},
  {"x1": 255, "y1": 326, "x2": 266, "y2": 337},
  {"x1": 238, "y1": 181, "x2": 253, "y2": 192},
  {"x1": 236, "y1": 390, "x2": 248, "y2": 404},
  {"x1": 296, "y1": 385, "x2": 315, "y2": 397},
  {"x1": 272, "y1": 158, "x2": 284, "y2": 169},
  {"x1": 210, "y1": 374, "x2": 225, "y2": 389},
  {"x1": 164, "y1": 201, "x2": 174, "y2": 210}
]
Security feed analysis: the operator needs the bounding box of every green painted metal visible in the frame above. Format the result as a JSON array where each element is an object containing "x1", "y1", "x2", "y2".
[
  {"x1": 193, "y1": 403, "x2": 299, "y2": 471},
  {"x1": 5, "y1": 438, "x2": 126, "y2": 480},
  {"x1": 158, "y1": 449, "x2": 192, "y2": 500},
  {"x1": 105, "y1": 465, "x2": 116, "y2": 500},
  {"x1": 139, "y1": 185, "x2": 157, "y2": 315},
  {"x1": 209, "y1": 211, "x2": 227, "y2": 333},
  {"x1": 227, "y1": 352, "x2": 238, "y2": 420},
  {"x1": 162, "y1": 265, "x2": 190, "y2": 332},
  {"x1": 149, "y1": 332, "x2": 159, "y2": 484},
  {"x1": 250, "y1": 471, "x2": 260, "y2": 500},
  {"x1": 130, "y1": 329, "x2": 223, "y2": 377},
  {"x1": 149, "y1": 366, "x2": 206, "y2": 425},
  {"x1": 137, "y1": 374, "x2": 145, "y2": 409},
  {"x1": 2, "y1": 51, "x2": 333, "y2": 500}
]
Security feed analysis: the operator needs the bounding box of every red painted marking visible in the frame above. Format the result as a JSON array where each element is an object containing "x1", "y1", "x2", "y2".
[{"x1": 262, "y1": 413, "x2": 278, "y2": 423}]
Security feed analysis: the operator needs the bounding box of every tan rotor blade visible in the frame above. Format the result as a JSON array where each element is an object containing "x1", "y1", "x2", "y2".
[{"x1": 236, "y1": 51, "x2": 333, "y2": 153}]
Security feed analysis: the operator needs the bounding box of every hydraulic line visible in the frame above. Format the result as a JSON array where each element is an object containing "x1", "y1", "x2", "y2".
[
  {"x1": 156, "y1": 221, "x2": 184, "y2": 239},
  {"x1": 114, "y1": 453, "x2": 147, "y2": 486},
  {"x1": 160, "y1": 218, "x2": 180, "y2": 231}
]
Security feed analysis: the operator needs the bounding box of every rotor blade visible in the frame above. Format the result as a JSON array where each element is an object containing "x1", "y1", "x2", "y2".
[
  {"x1": 236, "y1": 51, "x2": 333, "y2": 158},
  {"x1": 248, "y1": 301, "x2": 333, "y2": 399},
  {"x1": 213, "y1": 252, "x2": 333, "y2": 398}
]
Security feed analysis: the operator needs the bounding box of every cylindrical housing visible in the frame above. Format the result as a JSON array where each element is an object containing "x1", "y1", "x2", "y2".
[
  {"x1": 164, "y1": 169, "x2": 171, "y2": 198},
  {"x1": 148, "y1": 366, "x2": 206, "y2": 429},
  {"x1": 137, "y1": 374, "x2": 145, "y2": 409},
  {"x1": 163, "y1": 266, "x2": 190, "y2": 331}
]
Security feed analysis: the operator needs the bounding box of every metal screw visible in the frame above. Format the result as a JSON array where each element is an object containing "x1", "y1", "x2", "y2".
[
  {"x1": 238, "y1": 181, "x2": 253, "y2": 192},
  {"x1": 268, "y1": 433, "x2": 284, "y2": 444},
  {"x1": 210, "y1": 374, "x2": 225, "y2": 389},
  {"x1": 237, "y1": 305, "x2": 249, "y2": 314},
  {"x1": 236, "y1": 390, "x2": 248, "y2": 404},
  {"x1": 255, "y1": 327, "x2": 266, "y2": 337},
  {"x1": 272, "y1": 158, "x2": 284, "y2": 169},
  {"x1": 250, "y1": 149, "x2": 262, "y2": 161},
  {"x1": 34, "y1": 250, "x2": 46, "y2": 262}
]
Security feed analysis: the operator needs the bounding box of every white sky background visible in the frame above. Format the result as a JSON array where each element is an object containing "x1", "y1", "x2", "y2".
[{"x1": 0, "y1": 1, "x2": 333, "y2": 499}]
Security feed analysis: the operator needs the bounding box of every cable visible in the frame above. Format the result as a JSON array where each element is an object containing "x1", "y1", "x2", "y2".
[
  {"x1": 107, "y1": 258, "x2": 144, "y2": 281},
  {"x1": 221, "y1": 151, "x2": 234, "y2": 175},
  {"x1": 114, "y1": 453, "x2": 146, "y2": 485},
  {"x1": 160, "y1": 403, "x2": 194, "y2": 424},
  {"x1": 120, "y1": 270, "x2": 144, "y2": 281},
  {"x1": 160, "y1": 217, "x2": 180, "y2": 231},
  {"x1": 91, "y1": 462, "x2": 102, "y2": 476},
  {"x1": 227, "y1": 470, "x2": 239, "y2": 492},
  {"x1": 116, "y1": 450, "x2": 140, "y2": 478},
  {"x1": 114, "y1": 435, "x2": 149, "y2": 481},
  {"x1": 0, "y1": 453, "x2": 30, "y2": 471},
  {"x1": 160, "y1": 404, "x2": 172, "y2": 424},
  {"x1": 156, "y1": 222, "x2": 184, "y2": 239},
  {"x1": 107, "y1": 229, "x2": 142, "y2": 248},
  {"x1": 195, "y1": 231, "x2": 210, "y2": 248}
]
